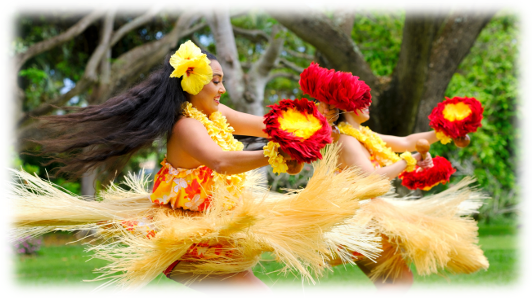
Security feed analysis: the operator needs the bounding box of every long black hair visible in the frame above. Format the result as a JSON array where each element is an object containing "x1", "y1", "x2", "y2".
[{"x1": 33, "y1": 50, "x2": 217, "y2": 179}]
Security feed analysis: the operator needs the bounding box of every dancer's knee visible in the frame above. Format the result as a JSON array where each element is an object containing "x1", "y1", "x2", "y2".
[{"x1": 396, "y1": 269, "x2": 414, "y2": 295}]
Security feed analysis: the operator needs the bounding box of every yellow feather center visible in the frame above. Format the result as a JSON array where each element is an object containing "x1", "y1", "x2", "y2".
[
  {"x1": 442, "y1": 102, "x2": 472, "y2": 121},
  {"x1": 278, "y1": 108, "x2": 322, "y2": 140}
]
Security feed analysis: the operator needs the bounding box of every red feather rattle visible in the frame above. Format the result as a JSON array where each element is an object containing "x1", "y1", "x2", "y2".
[
  {"x1": 263, "y1": 98, "x2": 333, "y2": 174},
  {"x1": 428, "y1": 96, "x2": 483, "y2": 147},
  {"x1": 399, "y1": 139, "x2": 456, "y2": 191}
]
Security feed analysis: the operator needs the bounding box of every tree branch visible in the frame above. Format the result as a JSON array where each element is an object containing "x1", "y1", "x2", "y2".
[
  {"x1": 253, "y1": 24, "x2": 285, "y2": 77},
  {"x1": 278, "y1": 57, "x2": 304, "y2": 74},
  {"x1": 267, "y1": 71, "x2": 300, "y2": 82},
  {"x1": 17, "y1": 11, "x2": 117, "y2": 126},
  {"x1": 284, "y1": 48, "x2": 314, "y2": 60},
  {"x1": 206, "y1": 9, "x2": 245, "y2": 107},
  {"x1": 110, "y1": 8, "x2": 161, "y2": 47},
  {"x1": 332, "y1": 9, "x2": 355, "y2": 35},
  {"x1": 14, "y1": 11, "x2": 104, "y2": 118},
  {"x1": 378, "y1": 11, "x2": 439, "y2": 135},
  {"x1": 4, "y1": 3, "x2": 112, "y2": 139},
  {"x1": 232, "y1": 25, "x2": 270, "y2": 43},
  {"x1": 180, "y1": 21, "x2": 208, "y2": 38},
  {"x1": 414, "y1": 11, "x2": 495, "y2": 132},
  {"x1": 270, "y1": 9, "x2": 379, "y2": 91},
  {"x1": 102, "y1": 10, "x2": 203, "y2": 97},
  {"x1": 4, "y1": 4, "x2": 112, "y2": 138},
  {"x1": 241, "y1": 24, "x2": 286, "y2": 114},
  {"x1": 17, "y1": 10, "x2": 206, "y2": 148},
  {"x1": 181, "y1": 4, "x2": 254, "y2": 37},
  {"x1": 85, "y1": 10, "x2": 116, "y2": 81}
]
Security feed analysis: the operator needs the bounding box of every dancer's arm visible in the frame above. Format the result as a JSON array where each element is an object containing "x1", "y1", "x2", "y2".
[
  {"x1": 376, "y1": 131, "x2": 438, "y2": 153},
  {"x1": 338, "y1": 134, "x2": 424, "y2": 180},
  {"x1": 172, "y1": 118, "x2": 273, "y2": 175},
  {"x1": 219, "y1": 104, "x2": 268, "y2": 138}
]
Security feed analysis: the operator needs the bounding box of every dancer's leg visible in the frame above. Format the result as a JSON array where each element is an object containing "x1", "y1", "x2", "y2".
[
  {"x1": 355, "y1": 235, "x2": 413, "y2": 292},
  {"x1": 168, "y1": 269, "x2": 271, "y2": 293}
]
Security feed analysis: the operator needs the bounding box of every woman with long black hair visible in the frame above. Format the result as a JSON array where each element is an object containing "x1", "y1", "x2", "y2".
[{"x1": 12, "y1": 41, "x2": 390, "y2": 292}]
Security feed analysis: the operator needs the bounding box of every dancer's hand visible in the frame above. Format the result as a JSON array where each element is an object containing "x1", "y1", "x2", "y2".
[
  {"x1": 317, "y1": 102, "x2": 339, "y2": 125},
  {"x1": 414, "y1": 152, "x2": 434, "y2": 169},
  {"x1": 278, "y1": 148, "x2": 293, "y2": 161},
  {"x1": 286, "y1": 160, "x2": 304, "y2": 175},
  {"x1": 278, "y1": 148, "x2": 304, "y2": 174}
]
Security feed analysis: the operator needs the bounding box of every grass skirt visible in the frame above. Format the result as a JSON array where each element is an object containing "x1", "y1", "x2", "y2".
[
  {"x1": 341, "y1": 177, "x2": 489, "y2": 282},
  {"x1": 9, "y1": 145, "x2": 390, "y2": 289}
]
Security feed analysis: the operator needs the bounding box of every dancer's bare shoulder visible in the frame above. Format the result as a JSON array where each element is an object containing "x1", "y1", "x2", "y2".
[
  {"x1": 167, "y1": 117, "x2": 214, "y2": 169},
  {"x1": 337, "y1": 133, "x2": 372, "y2": 169}
]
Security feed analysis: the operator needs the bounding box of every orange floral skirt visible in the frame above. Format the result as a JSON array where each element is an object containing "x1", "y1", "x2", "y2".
[{"x1": 119, "y1": 159, "x2": 236, "y2": 277}]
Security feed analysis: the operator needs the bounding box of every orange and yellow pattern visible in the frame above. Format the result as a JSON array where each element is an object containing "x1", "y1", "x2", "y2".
[{"x1": 150, "y1": 158, "x2": 214, "y2": 211}]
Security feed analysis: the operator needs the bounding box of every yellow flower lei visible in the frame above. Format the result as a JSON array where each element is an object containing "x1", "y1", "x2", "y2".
[
  {"x1": 399, "y1": 151, "x2": 417, "y2": 172},
  {"x1": 435, "y1": 130, "x2": 452, "y2": 144},
  {"x1": 263, "y1": 141, "x2": 288, "y2": 174},
  {"x1": 182, "y1": 102, "x2": 246, "y2": 194},
  {"x1": 338, "y1": 122, "x2": 415, "y2": 172}
]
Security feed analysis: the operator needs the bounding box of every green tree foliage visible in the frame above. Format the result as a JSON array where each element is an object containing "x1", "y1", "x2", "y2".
[{"x1": 351, "y1": 11, "x2": 404, "y2": 77}]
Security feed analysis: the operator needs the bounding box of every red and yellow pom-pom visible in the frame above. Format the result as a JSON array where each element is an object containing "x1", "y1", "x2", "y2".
[
  {"x1": 428, "y1": 96, "x2": 483, "y2": 140},
  {"x1": 263, "y1": 98, "x2": 332, "y2": 163},
  {"x1": 399, "y1": 156, "x2": 456, "y2": 191},
  {"x1": 299, "y1": 62, "x2": 371, "y2": 113}
]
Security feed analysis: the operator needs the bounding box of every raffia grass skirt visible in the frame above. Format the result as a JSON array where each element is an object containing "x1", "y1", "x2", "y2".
[
  {"x1": 330, "y1": 177, "x2": 489, "y2": 282},
  {"x1": 9, "y1": 144, "x2": 390, "y2": 289}
]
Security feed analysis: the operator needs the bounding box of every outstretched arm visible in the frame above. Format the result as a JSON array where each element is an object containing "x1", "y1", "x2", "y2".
[
  {"x1": 377, "y1": 131, "x2": 438, "y2": 153},
  {"x1": 219, "y1": 104, "x2": 268, "y2": 138},
  {"x1": 338, "y1": 134, "x2": 426, "y2": 180},
  {"x1": 172, "y1": 118, "x2": 270, "y2": 175}
]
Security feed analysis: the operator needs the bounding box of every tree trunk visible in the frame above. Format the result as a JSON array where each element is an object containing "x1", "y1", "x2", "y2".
[
  {"x1": 81, "y1": 170, "x2": 97, "y2": 197},
  {"x1": 208, "y1": 10, "x2": 286, "y2": 116},
  {"x1": 373, "y1": 12, "x2": 439, "y2": 135},
  {"x1": 271, "y1": 10, "x2": 379, "y2": 91},
  {"x1": 414, "y1": 12, "x2": 494, "y2": 132},
  {"x1": 206, "y1": 9, "x2": 245, "y2": 109},
  {"x1": 243, "y1": 24, "x2": 285, "y2": 115}
]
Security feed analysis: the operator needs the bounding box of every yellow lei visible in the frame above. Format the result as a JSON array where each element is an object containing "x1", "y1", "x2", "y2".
[
  {"x1": 263, "y1": 141, "x2": 288, "y2": 174},
  {"x1": 435, "y1": 131, "x2": 452, "y2": 144},
  {"x1": 338, "y1": 122, "x2": 415, "y2": 172},
  {"x1": 182, "y1": 102, "x2": 246, "y2": 192}
]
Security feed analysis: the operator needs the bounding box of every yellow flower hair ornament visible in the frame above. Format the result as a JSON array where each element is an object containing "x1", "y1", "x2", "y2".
[{"x1": 169, "y1": 40, "x2": 213, "y2": 95}]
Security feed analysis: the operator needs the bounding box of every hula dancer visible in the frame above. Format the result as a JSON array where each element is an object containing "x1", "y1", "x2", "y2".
[
  {"x1": 11, "y1": 42, "x2": 391, "y2": 292},
  {"x1": 300, "y1": 62, "x2": 489, "y2": 291}
]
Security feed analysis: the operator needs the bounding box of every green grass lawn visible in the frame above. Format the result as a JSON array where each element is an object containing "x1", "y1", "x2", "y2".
[{"x1": 13, "y1": 226, "x2": 520, "y2": 292}]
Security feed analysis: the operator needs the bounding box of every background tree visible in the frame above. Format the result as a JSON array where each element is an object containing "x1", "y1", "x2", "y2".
[{"x1": 270, "y1": 8, "x2": 494, "y2": 135}]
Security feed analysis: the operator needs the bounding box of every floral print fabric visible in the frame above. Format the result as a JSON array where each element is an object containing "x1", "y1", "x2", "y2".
[{"x1": 150, "y1": 158, "x2": 214, "y2": 211}]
